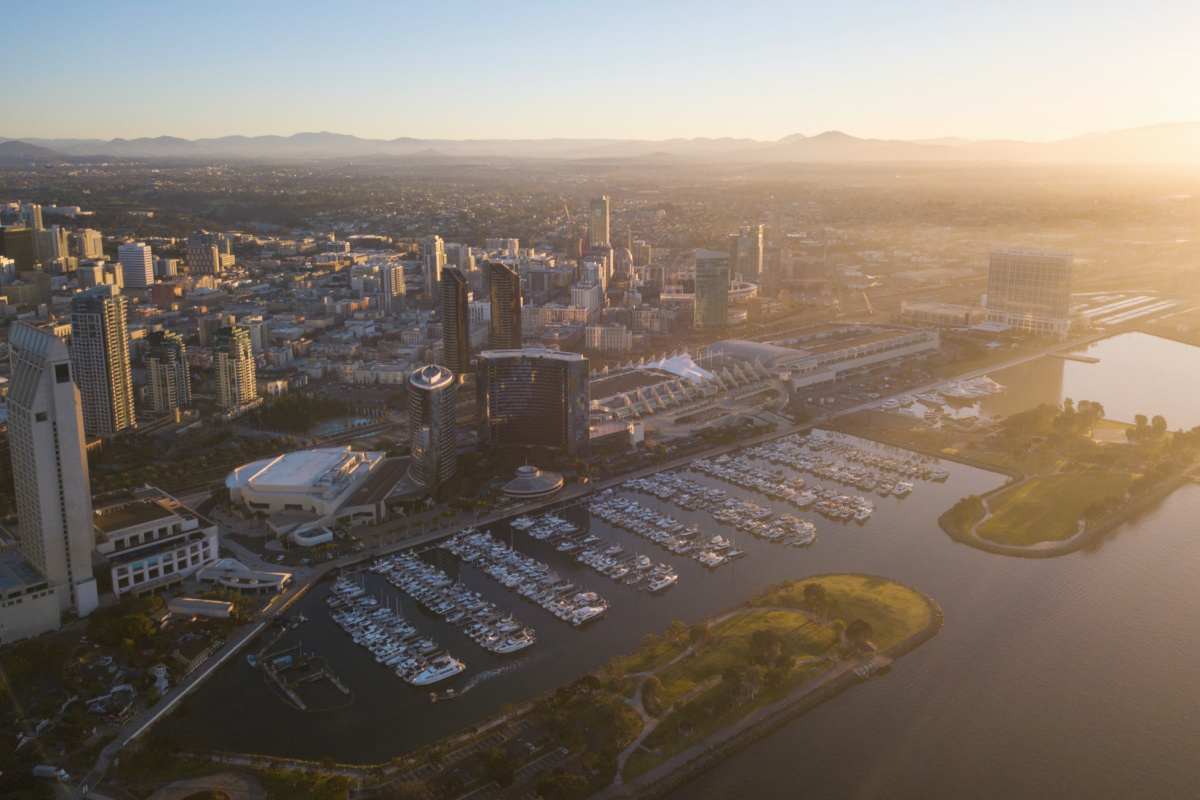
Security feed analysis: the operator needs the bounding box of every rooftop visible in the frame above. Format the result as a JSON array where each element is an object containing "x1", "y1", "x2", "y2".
[
  {"x1": 94, "y1": 498, "x2": 177, "y2": 535},
  {"x1": 0, "y1": 551, "x2": 49, "y2": 595}
]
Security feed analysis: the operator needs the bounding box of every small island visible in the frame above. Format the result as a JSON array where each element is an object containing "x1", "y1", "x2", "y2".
[
  {"x1": 607, "y1": 574, "x2": 939, "y2": 795},
  {"x1": 940, "y1": 400, "x2": 1200, "y2": 555}
]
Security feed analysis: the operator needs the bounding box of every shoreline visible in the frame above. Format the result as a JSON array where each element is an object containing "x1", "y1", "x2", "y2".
[
  {"x1": 596, "y1": 576, "x2": 944, "y2": 800},
  {"x1": 937, "y1": 470, "x2": 1191, "y2": 559}
]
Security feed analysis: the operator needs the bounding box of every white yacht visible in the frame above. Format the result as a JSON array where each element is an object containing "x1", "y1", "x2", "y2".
[
  {"x1": 570, "y1": 606, "x2": 607, "y2": 626},
  {"x1": 647, "y1": 572, "x2": 678, "y2": 593},
  {"x1": 893, "y1": 481, "x2": 914, "y2": 497},
  {"x1": 492, "y1": 631, "x2": 536, "y2": 654},
  {"x1": 409, "y1": 656, "x2": 466, "y2": 686}
]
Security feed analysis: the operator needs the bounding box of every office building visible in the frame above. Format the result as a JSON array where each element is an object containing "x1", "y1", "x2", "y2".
[
  {"x1": 589, "y1": 196, "x2": 610, "y2": 248},
  {"x1": 6, "y1": 321, "x2": 98, "y2": 621},
  {"x1": 728, "y1": 225, "x2": 764, "y2": 280},
  {"x1": 423, "y1": 235, "x2": 446, "y2": 295},
  {"x1": 379, "y1": 263, "x2": 406, "y2": 314},
  {"x1": 144, "y1": 330, "x2": 191, "y2": 413},
  {"x1": 985, "y1": 247, "x2": 1073, "y2": 337},
  {"x1": 476, "y1": 349, "x2": 589, "y2": 455},
  {"x1": 585, "y1": 323, "x2": 633, "y2": 352},
  {"x1": 406, "y1": 364, "x2": 457, "y2": 490},
  {"x1": 694, "y1": 249, "x2": 731, "y2": 330},
  {"x1": 439, "y1": 267, "x2": 471, "y2": 378},
  {"x1": 212, "y1": 326, "x2": 257, "y2": 410},
  {"x1": 19, "y1": 203, "x2": 43, "y2": 231},
  {"x1": 186, "y1": 235, "x2": 222, "y2": 275},
  {"x1": 0, "y1": 225, "x2": 37, "y2": 270},
  {"x1": 70, "y1": 285, "x2": 135, "y2": 437},
  {"x1": 488, "y1": 261, "x2": 523, "y2": 349},
  {"x1": 117, "y1": 241, "x2": 154, "y2": 288},
  {"x1": 76, "y1": 228, "x2": 104, "y2": 259},
  {"x1": 93, "y1": 488, "x2": 218, "y2": 600}
]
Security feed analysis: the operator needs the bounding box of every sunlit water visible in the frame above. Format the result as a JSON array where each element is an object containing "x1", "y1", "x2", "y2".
[{"x1": 911, "y1": 332, "x2": 1200, "y2": 429}]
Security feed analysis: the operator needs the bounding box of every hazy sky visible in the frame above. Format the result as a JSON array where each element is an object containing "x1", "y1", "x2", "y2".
[{"x1": 6, "y1": 0, "x2": 1199, "y2": 142}]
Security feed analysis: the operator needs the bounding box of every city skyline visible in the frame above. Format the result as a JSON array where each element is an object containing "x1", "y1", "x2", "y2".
[{"x1": 5, "y1": 1, "x2": 1200, "y2": 143}]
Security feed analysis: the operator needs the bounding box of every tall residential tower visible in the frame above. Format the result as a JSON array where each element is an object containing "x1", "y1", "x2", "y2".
[
  {"x1": 407, "y1": 364, "x2": 458, "y2": 491},
  {"x1": 439, "y1": 267, "x2": 471, "y2": 378},
  {"x1": 488, "y1": 261, "x2": 523, "y2": 350},
  {"x1": 70, "y1": 285, "x2": 135, "y2": 437}
]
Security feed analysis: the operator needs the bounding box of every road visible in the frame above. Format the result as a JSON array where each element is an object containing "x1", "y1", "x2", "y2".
[{"x1": 76, "y1": 329, "x2": 1103, "y2": 795}]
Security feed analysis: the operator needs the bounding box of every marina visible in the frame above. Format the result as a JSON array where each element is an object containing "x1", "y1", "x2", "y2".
[
  {"x1": 589, "y1": 494, "x2": 747, "y2": 569},
  {"x1": 326, "y1": 576, "x2": 467, "y2": 686},
  {"x1": 372, "y1": 551, "x2": 538, "y2": 654},
  {"x1": 444, "y1": 527, "x2": 609, "y2": 627}
]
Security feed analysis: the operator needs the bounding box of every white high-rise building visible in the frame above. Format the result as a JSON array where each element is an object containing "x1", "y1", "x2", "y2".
[
  {"x1": 380, "y1": 264, "x2": 406, "y2": 314},
  {"x1": 213, "y1": 326, "x2": 257, "y2": 410},
  {"x1": 985, "y1": 247, "x2": 1073, "y2": 338},
  {"x1": 7, "y1": 322, "x2": 98, "y2": 619},
  {"x1": 70, "y1": 285, "x2": 136, "y2": 437},
  {"x1": 423, "y1": 235, "x2": 446, "y2": 296},
  {"x1": 118, "y1": 241, "x2": 154, "y2": 287}
]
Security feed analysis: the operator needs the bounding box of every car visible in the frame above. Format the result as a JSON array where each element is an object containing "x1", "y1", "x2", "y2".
[{"x1": 558, "y1": 747, "x2": 569, "y2": 756}]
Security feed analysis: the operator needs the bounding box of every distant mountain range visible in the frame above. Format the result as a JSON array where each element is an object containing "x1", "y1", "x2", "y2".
[{"x1": 3, "y1": 123, "x2": 1199, "y2": 164}]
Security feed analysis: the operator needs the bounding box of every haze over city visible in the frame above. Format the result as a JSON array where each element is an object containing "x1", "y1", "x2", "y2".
[{"x1": 2, "y1": 3, "x2": 1200, "y2": 800}]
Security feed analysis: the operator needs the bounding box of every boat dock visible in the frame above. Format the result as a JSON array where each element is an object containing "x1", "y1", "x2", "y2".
[{"x1": 1051, "y1": 353, "x2": 1100, "y2": 363}]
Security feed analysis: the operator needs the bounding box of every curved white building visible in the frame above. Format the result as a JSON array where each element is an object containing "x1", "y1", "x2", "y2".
[{"x1": 226, "y1": 447, "x2": 384, "y2": 517}]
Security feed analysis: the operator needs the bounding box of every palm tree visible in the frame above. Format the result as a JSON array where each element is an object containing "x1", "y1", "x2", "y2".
[{"x1": 830, "y1": 619, "x2": 846, "y2": 647}]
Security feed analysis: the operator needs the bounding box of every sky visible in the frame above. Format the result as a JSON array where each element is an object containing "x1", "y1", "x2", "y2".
[{"x1": 5, "y1": 0, "x2": 1200, "y2": 143}]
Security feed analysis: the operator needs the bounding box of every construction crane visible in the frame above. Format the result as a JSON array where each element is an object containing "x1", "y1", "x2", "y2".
[{"x1": 861, "y1": 290, "x2": 875, "y2": 316}]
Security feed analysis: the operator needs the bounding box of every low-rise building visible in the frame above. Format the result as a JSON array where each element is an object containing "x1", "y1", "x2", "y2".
[{"x1": 93, "y1": 489, "x2": 219, "y2": 599}]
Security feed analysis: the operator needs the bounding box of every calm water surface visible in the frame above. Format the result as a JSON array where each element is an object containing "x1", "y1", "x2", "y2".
[
  {"x1": 166, "y1": 332, "x2": 1200, "y2": 799},
  {"x1": 911, "y1": 332, "x2": 1200, "y2": 429}
]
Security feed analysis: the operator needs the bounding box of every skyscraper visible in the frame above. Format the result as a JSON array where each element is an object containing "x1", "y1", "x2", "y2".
[
  {"x1": 439, "y1": 267, "x2": 471, "y2": 378},
  {"x1": 117, "y1": 241, "x2": 154, "y2": 287},
  {"x1": 694, "y1": 249, "x2": 730, "y2": 330},
  {"x1": 7, "y1": 321, "x2": 98, "y2": 617},
  {"x1": 476, "y1": 349, "x2": 589, "y2": 455},
  {"x1": 76, "y1": 228, "x2": 104, "y2": 259},
  {"x1": 70, "y1": 285, "x2": 135, "y2": 437},
  {"x1": 407, "y1": 364, "x2": 457, "y2": 490},
  {"x1": 0, "y1": 225, "x2": 37, "y2": 270},
  {"x1": 985, "y1": 247, "x2": 1073, "y2": 337},
  {"x1": 589, "y1": 196, "x2": 610, "y2": 249},
  {"x1": 423, "y1": 235, "x2": 446, "y2": 296},
  {"x1": 380, "y1": 263, "x2": 406, "y2": 315},
  {"x1": 212, "y1": 326, "x2": 257, "y2": 410},
  {"x1": 488, "y1": 261, "x2": 523, "y2": 349},
  {"x1": 728, "y1": 225, "x2": 764, "y2": 280},
  {"x1": 144, "y1": 330, "x2": 191, "y2": 413}
]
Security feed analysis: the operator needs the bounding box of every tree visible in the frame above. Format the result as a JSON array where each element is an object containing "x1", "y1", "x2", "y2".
[
  {"x1": 1151, "y1": 415, "x2": 1168, "y2": 439},
  {"x1": 480, "y1": 747, "x2": 514, "y2": 788},
  {"x1": 688, "y1": 622, "x2": 712, "y2": 647},
  {"x1": 830, "y1": 619, "x2": 847, "y2": 645},
  {"x1": 802, "y1": 582, "x2": 828, "y2": 611},
  {"x1": 642, "y1": 676, "x2": 664, "y2": 716},
  {"x1": 846, "y1": 618, "x2": 874, "y2": 642},
  {"x1": 665, "y1": 620, "x2": 688, "y2": 644}
]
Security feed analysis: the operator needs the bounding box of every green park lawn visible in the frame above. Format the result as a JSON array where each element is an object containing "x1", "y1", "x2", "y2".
[
  {"x1": 977, "y1": 471, "x2": 1134, "y2": 546},
  {"x1": 622, "y1": 575, "x2": 935, "y2": 782}
]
